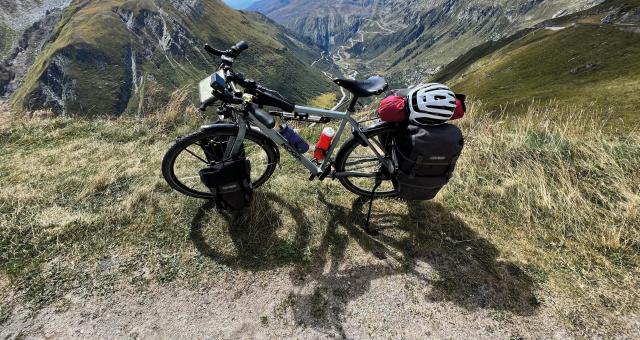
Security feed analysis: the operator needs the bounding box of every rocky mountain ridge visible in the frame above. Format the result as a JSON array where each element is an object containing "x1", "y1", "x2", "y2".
[
  {"x1": 0, "y1": 0, "x2": 73, "y2": 97},
  {"x1": 1, "y1": 0, "x2": 332, "y2": 115}
]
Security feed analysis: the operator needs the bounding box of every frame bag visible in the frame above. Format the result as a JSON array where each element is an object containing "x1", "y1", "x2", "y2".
[
  {"x1": 199, "y1": 158, "x2": 253, "y2": 210},
  {"x1": 393, "y1": 124, "x2": 464, "y2": 200}
]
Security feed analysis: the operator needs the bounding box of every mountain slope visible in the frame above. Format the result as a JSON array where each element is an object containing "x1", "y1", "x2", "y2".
[
  {"x1": 249, "y1": 0, "x2": 604, "y2": 83},
  {"x1": 0, "y1": 0, "x2": 73, "y2": 96},
  {"x1": 5, "y1": 0, "x2": 333, "y2": 115},
  {"x1": 435, "y1": 0, "x2": 640, "y2": 124}
]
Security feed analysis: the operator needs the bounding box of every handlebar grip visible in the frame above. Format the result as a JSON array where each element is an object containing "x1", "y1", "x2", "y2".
[
  {"x1": 233, "y1": 41, "x2": 249, "y2": 53},
  {"x1": 204, "y1": 44, "x2": 223, "y2": 56}
]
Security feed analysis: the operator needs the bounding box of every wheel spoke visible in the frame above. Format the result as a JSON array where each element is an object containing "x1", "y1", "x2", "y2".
[
  {"x1": 345, "y1": 157, "x2": 379, "y2": 167},
  {"x1": 166, "y1": 128, "x2": 278, "y2": 198},
  {"x1": 183, "y1": 147, "x2": 209, "y2": 164},
  {"x1": 336, "y1": 129, "x2": 397, "y2": 197},
  {"x1": 346, "y1": 163, "x2": 379, "y2": 172}
]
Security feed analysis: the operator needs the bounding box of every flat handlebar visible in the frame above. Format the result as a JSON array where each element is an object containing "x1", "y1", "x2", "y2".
[
  {"x1": 202, "y1": 40, "x2": 296, "y2": 112},
  {"x1": 204, "y1": 41, "x2": 249, "y2": 59}
]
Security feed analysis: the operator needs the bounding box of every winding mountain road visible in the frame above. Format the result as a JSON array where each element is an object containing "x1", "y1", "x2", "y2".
[{"x1": 308, "y1": 18, "x2": 402, "y2": 111}]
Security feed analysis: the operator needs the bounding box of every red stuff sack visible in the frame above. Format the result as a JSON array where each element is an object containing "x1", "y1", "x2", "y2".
[
  {"x1": 377, "y1": 95, "x2": 408, "y2": 122},
  {"x1": 451, "y1": 94, "x2": 466, "y2": 121}
]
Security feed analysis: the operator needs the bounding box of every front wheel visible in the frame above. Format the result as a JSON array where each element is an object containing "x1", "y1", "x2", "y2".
[
  {"x1": 334, "y1": 123, "x2": 399, "y2": 198},
  {"x1": 162, "y1": 125, "x2": 280, "y2": 199}
]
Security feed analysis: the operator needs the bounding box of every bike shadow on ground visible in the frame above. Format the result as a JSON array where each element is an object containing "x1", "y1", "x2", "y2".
[
  {"x1": 190, "y1": 191, "x2": 540, "y2": 336},
  {"x1": 285, "y1": 193, "x2": 540, "y2": 336},
  {"x1": 190, "y1": 191, "x2": 313, "y2": 270}
]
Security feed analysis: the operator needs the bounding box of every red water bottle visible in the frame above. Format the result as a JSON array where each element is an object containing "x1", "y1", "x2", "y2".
[{"x1": 314, "y1": 127, "x2": 336, "y2": 160}]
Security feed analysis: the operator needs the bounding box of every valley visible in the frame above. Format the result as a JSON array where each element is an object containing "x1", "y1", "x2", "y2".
[
  {"x1": 261, "y1": 0, "x2": 640, "y2": 125},
  {"x1": 250, "y1": 0, "x2": 606, "y2": 84}
]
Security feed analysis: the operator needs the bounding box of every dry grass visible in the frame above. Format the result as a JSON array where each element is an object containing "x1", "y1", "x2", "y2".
[
  {"x1": 449, "y1": 102, "x2": 640, "y2": 333},
  {"x1": 145, "y1": 87, "x2": 202, "y2": 131},
  {"x1": 0, "y1": 95, "x2": 638, "y2": 336}
]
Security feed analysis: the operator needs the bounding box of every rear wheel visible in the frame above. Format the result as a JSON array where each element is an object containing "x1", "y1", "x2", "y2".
[
  {"x1": 334, "y1": 124, "x2": 399, "y2": 198},
  {"x1": 162, "y1": 126, "x2": 279, "y2": 199}
]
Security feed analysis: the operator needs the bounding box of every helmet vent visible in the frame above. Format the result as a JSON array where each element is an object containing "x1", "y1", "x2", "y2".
[{"x1": 426, "y1": 105, "x2": 455, "y2": 113}]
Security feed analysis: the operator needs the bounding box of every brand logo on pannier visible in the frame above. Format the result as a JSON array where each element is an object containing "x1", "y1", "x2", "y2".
[
  {"x1": 221, "y1": 184, "x2": 240, "y2": 190},
  {"x1": 430, "y1": 156, "x2": 446, "y2": 160}
]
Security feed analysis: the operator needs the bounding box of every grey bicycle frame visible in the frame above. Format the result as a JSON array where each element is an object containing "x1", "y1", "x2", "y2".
[{"x1": 230, "y1": 104, "x2": 390, "y2": 178}]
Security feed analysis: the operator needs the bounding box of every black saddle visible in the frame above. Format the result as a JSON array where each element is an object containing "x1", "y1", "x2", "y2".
[{"x1": 333, "y1": 76, "x2": 389, "y2": 97}]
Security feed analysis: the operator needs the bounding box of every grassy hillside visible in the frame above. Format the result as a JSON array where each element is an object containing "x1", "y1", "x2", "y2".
[
  {"x1": 8, "y1": 0, "x2": 333, "y2": 115},
  {"x1": 431, "y1": 0, "x2": 640, "y2": 125},
  {"x1": 440, "y1": 24, "x2": 640, "y2": 125},
  {"x1": 1, "y1": 98, "x2": 639, "y2": 336},
  {"x1": 340, "y1": 0, "x2": 600, "y2": 85}
]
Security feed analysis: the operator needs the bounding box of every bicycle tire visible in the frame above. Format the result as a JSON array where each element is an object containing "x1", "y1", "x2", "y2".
[
  {"x1": 334, "y1": 123, "x2": 399, "y2": 198},
  {"x1": 162, "y1": 125, "x2": 279, "y2": 199}
]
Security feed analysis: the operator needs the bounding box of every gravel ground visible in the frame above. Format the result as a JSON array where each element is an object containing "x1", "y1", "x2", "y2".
[{"x1": 2, "y1": 259, "x2": 581, "y2": 339}]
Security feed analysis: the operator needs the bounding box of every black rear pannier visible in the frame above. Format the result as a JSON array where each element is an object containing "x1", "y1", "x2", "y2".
[
  {"x1": 393, "y1": 124, "x2": 464, "y2": 200},
  {"x1": 199, "y1": 158, "x2": 253, "y2": 210}
]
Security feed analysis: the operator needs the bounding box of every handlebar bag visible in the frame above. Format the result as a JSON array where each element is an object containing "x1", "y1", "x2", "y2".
[
  {"x1": 393, "y1": 124, "x2": 464, "y2": 200},
  {"x1": 377, "y1": 95, "x2": 408, "y2": 122},
  {"x1": 199, "y1": 158, "x2": 253, "y2": 210},
  {"x1": 254, "y1": 87, "x2": 296, "y2": 112}
]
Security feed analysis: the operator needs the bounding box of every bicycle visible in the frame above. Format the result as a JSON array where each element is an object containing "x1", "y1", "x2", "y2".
[{"x1": 162, "y1": 41, "x2": 401, "y2": 201}]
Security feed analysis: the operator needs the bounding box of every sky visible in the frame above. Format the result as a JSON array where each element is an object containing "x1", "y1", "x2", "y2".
[{"x1": 223, "y1": 0, "x2": 257, "y2": 9}]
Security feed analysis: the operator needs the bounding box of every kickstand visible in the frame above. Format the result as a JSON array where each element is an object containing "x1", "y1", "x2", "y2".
[{"x1": 363, "y1": 178, "x2": 382, "y2": 236}]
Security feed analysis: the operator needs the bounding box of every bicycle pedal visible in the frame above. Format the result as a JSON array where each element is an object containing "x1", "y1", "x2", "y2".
[
  {"x1": 308, "y1": 174, "x2": 316, "y2": 181},
  {"x1": 318, "y1": 164, "x2": 333, "y2": 181}
]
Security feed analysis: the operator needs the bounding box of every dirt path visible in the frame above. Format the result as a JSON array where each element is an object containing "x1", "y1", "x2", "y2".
[{"x1": 2, "y1": 262, "x2": 572, "y2": 339}]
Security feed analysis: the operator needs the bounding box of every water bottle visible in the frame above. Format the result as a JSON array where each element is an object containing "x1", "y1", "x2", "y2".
[
  {"x1": 280, "y1": 124, "x2": 310, "y2": 154},
  {"x1": 314, "y1": 127, "x2": 336, "y2": 160}
]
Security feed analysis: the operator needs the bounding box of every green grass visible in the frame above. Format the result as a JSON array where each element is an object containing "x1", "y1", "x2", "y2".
[
  {"x1": 441, "y1": 24, "x2": 640, "y2": 125},
  {"x1": 0, "y1": 100, "x2": 639, "y2": 336},
  {"x1": 308, "y1": 92, "x2": 337, "y2": 109}
]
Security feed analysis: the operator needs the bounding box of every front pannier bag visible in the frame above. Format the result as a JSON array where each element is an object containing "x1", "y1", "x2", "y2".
[
  {"x1": 199, "y1": 158, "x2": 253, "y2": 210},
  {"x1": 393, "y1": 124, "x2": 464, "y2": 200}
]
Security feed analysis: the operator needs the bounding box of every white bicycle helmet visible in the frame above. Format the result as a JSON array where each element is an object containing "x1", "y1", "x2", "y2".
[{"x1": 408, "y1": 83, "x2": 457, "y2": 126}]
